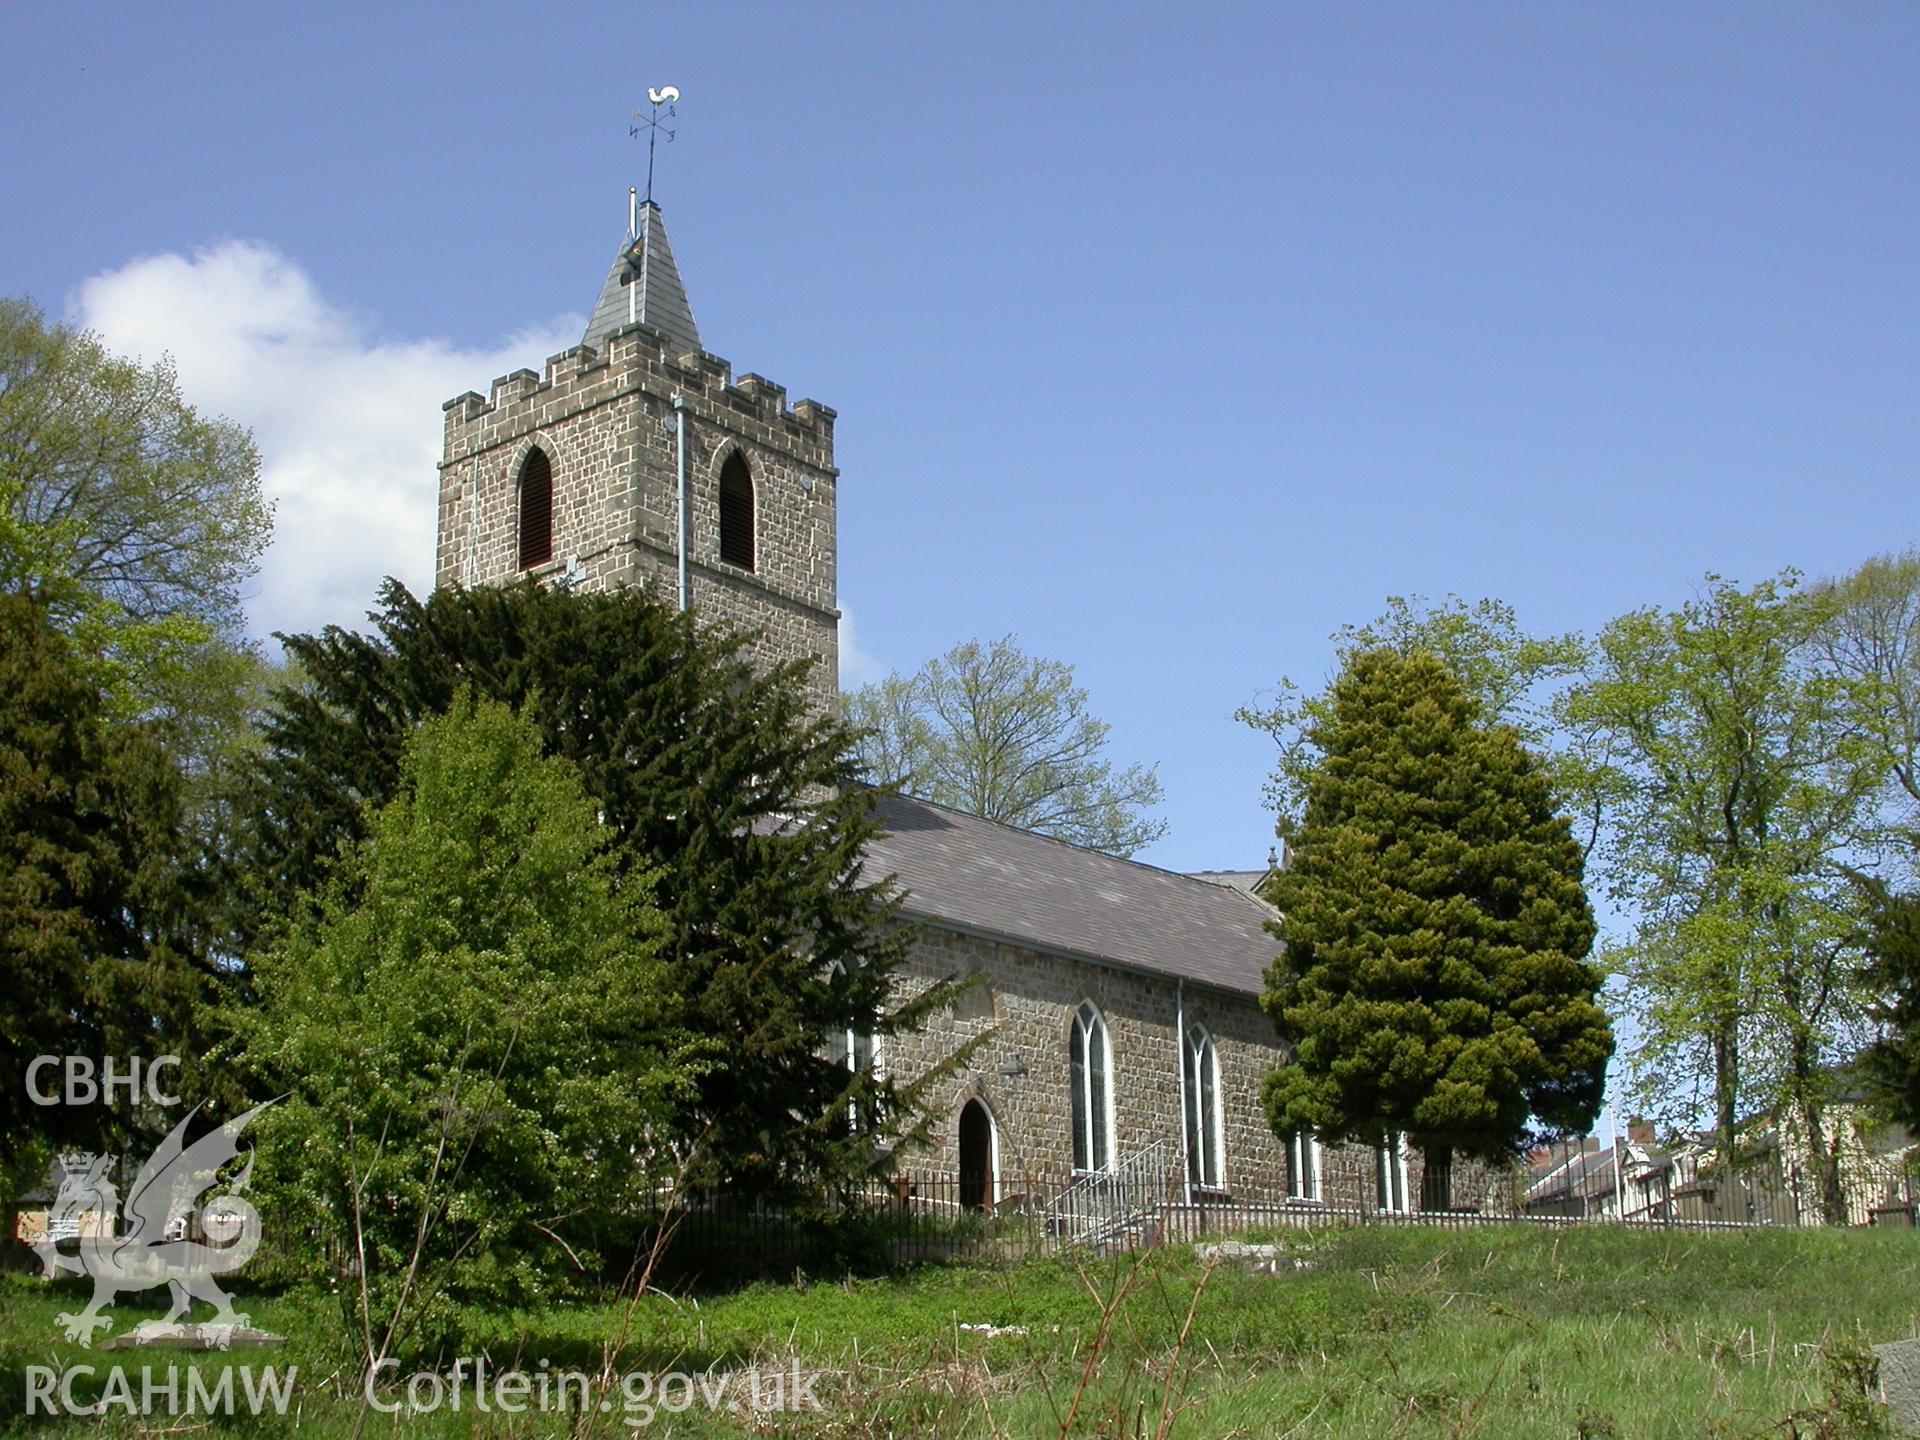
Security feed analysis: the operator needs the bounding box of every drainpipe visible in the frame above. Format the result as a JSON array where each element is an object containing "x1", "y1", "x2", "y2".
[
  {"x1": 464, "y1": 486, "x2": 479, "y2": 587},
  {"x1": 672, "y1": 394, "x2": 691, "y2": 611},
  {"x1": 1175, "y1": 979, "x2": 1191, "y2": 1206}
]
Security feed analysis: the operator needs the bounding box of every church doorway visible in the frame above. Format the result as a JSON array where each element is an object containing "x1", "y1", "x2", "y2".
[{"x1": 958, "y1": 1100, "x2": 996, "y2": 1211}]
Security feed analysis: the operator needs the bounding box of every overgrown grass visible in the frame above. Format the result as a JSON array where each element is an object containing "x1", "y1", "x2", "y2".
[{"x1": 2, "y1": 1224, "x2": 1916, "y2": 1436}]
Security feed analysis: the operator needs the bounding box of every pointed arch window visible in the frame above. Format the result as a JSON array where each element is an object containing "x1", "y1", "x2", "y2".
[
  {"x1": 1183, "y1": 1026, "x2": 1223, "y2": 1191},
  {"x1": 1377, "y1": 1133, "x2": 1411, "y2": 1213},
  {"x1": 825, "y1": 1025, "x2": 876, "y2": 1131},
  {"x1": 1069, "y1": 1001, "x2": 1112, "y2": 1173},
  {"x1": 718, "y1": 451, "x2": 755, "y2": 571},
  {"x1": 1288, "y1": 1130, "x2": 1322, "y2": 1203},
  {"x1": 824, "y1": 959, "x2": 876, "y2": 1132},
  {"x1": 516, "y1": 447, "x2": 553, "y2": 570}
]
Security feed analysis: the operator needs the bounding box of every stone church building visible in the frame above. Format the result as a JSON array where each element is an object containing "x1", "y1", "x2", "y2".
[{"x1": 435, "y1": 196, "x2": 1480, "y2": 1216}]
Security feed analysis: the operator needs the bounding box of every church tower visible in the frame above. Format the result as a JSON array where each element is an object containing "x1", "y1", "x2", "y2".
[{"x1": 434, "y1": 197, "x2": 840, "y2": 709}]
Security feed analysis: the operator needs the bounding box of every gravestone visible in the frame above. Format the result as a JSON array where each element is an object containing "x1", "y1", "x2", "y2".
[{"x1": 1875, "y1": 1338, "x2": 1920, "y2": 1435}]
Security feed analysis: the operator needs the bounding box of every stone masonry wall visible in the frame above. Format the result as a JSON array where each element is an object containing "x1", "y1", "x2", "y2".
[
  {"x1": 879, "y1": 923, "x2": 1516, "y2": 1213},
  {"x1": 879, "y1": 924, "x2": 1289, "y2": 1198},
  {"x1": 436, "y1": 321, "x2": 840, "y2": 710},
  {"x1": 881, "y1": 924, "x2": 1422, "y2": 1207}
]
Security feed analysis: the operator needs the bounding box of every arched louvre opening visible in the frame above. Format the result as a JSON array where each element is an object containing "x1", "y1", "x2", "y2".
[
  {"x1": 718, "y1": 451, "x2": 755, "y2": 571},
  {"x1": 517, "y1": 447, "x2": 553, "y2": 570},
  {"x1": 1069, "y1": 1001, "x2": 1111, "y2": 1173}
]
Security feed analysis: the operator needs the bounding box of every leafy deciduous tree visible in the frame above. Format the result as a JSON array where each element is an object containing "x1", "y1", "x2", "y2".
[
  {"x1": 845, "y1": 635, "x2": 1167, "y2": 857},
  {"x1": 246, "y1": 696, "x2": 688, "y2": 1361},
  {"x1": 1816, "y1": 548, "x2": 1920, "y2": 852},
  {"x1": 1261, "y1": 649, "x2": 1612, "y2": 1207},
  {"x1": 1562, "y1": 573, "x2": 1885, "y2": 1218},
  {"x1": 0, "y1": 295, "x2": 276, "y2": 837},
  {"x1": 0, "y1": 293, "x2": 268, "y2": 664},
  {"x1": 1240, "y1": 595, "x2": 1587, "y2": 835}
]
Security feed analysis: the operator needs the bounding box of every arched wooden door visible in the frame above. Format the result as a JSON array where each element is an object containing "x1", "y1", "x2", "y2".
[{"x1": 958, "y1": 1100, "x2": 995, "y2": 1211}]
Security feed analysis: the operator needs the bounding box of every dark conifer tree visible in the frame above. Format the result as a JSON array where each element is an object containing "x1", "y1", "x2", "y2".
[
  {"x1": 232, "y1": 579, "x2": 953, "y2": 1191},
  {"x1": 1860, "y1": 882, "x2": 1920, "y2": 1136},
  {"x1": 1262, "y1": 649, "x2": 1613, "y2": 1207},
  {"x1": 0, "y1": 595, "x2": 202, "y2": 1177}
]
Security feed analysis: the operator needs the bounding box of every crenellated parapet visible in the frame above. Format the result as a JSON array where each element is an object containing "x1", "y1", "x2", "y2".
[
  {"x1": 441, "y1": 323, "x2": 835, "y2": 465},
  {"x1": 434, "y1": 311, "x2": 841, "y2": 713}
]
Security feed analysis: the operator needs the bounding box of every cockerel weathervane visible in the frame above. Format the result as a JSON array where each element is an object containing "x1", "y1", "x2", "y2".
[{"x1": 631, "y1": 86, "x2": 681, "y2": 211}]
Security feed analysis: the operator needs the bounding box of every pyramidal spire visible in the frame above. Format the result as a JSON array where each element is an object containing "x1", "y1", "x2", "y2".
[{"x1": 583, "y1": 198, "x2": 703, "y2": 358}]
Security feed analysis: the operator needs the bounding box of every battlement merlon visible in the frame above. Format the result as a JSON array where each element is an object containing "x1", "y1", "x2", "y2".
[{"x1": 439, "y1": 322, "x2": 836, "y2": 460}]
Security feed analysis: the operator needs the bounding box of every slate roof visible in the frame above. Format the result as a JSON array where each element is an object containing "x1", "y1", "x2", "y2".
[
  {"x1": 862, "y1": 791, "x2": 1282, "y2": 997},
  {"x1": 583, "y1": 200, "x2": 702, "y2": 358},
  {"x1": 1526, "y1": 1145, "x2": 1622, "y2": 1204}
]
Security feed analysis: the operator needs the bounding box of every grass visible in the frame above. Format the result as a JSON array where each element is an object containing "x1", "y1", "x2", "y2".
[{"x1": 2, "y1": 1223, "x2": 1917, "y2": 1437}]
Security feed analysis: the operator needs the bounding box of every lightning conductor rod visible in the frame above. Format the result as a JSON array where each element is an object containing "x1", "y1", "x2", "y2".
[
  {"x1": 628, "y1": 188, "x2": 640, "y2": 326},
  {"x1": 674, "y1": 394, "x2": 692, "y2": 611}
]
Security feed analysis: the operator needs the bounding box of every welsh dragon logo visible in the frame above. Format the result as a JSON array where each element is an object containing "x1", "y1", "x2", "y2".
[{"x1": 34, "y1": 1101, "x2": 274, "y2": 1347}]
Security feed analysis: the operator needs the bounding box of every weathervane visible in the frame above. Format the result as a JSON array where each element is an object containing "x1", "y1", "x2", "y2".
[{"x1": 630, "y1": 85, "x2": 681, "y2": 216}]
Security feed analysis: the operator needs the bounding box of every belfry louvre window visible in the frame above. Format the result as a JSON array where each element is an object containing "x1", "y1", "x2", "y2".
[
  {"x1": 718, "y1": 452, "x2": 755, "y2": 571},
  {"x1": 516, "y1": 447, "x2": 553, "y2": 570}
]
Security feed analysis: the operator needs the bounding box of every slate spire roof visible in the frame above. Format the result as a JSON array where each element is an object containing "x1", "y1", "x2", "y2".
[{"x1": 583, "y1": 199, "x2": 703, "y2": 358}]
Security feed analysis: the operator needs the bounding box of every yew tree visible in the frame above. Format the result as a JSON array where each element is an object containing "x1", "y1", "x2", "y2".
[
  {"x1": 1859, "y1": 881, "x2": 1920, "y2": 1137},
  {"x1": 1262, "y1": 649, "x2": 1612, "y2": 1207},
  {"x1": 0, "y1": 595, "x2": 203, "y2": 1182},
  {"x1": 233, "y1": 579, "x2": 953, "y2": 1193}
]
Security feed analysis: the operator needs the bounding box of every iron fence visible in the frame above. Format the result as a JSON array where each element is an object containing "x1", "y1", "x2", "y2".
[
  {"x1": 14, "y1": 1158, "x2": 1908, "y2": 1289},
  {"x1": 629, "y1": 1159, "x2": 1893, "y2": 1285}
]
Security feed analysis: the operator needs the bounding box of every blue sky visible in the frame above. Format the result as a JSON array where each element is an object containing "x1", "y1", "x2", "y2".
[{"x1": 8, "y1": 3, "x2": 1917, "y2": 877}]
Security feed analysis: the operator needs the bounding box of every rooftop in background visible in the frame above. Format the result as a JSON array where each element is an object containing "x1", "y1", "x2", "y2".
[
  {"x1": 1186, "y1": 869, "x2": 1272, "y2": 896},
  {"x1": 583, "y1": 199, "x2": 702, "y2": 358},
  {"x1": 863, "y1": 790, "x2": 1280, "y2": 997}
]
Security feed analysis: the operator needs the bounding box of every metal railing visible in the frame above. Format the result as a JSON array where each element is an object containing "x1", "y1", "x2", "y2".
[
  {"x1": 411, "y1": 1159, "x2": 1916, "y2": 1291},
  {"x1": 1044, "y1": 1141, "x2": 1174, "y2": 1247}
]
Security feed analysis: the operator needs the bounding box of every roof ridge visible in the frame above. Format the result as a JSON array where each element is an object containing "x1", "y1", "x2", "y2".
[{"x1": 872, "y1": 785, "x2": 1258, "y2": 899}]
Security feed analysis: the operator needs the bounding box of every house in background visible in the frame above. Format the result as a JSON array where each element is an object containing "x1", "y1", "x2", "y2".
[
  {"x1": 1663, "y1": 1098, "x2": 1919, "y2": 1228},
  {"x1": 1525, "y1": 1107, "x2": 1920, "y2": 1228},
  {"x1": 1522, "y1": 1123, "x2": 1666, "y2": 1221}
]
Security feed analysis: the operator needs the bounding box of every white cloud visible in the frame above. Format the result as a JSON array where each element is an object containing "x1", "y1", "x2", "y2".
[
  {"x1": 837, "y1": 607, "x2": 890, "y2": 690},
  {"x1": 73, "y1": 242, "x2": 579, "y2": 641}
]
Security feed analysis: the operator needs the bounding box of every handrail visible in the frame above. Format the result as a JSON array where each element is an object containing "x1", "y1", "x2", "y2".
[{"x1": 1046, "y1": 1140, "x2": 1173, "y2": 1246}]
